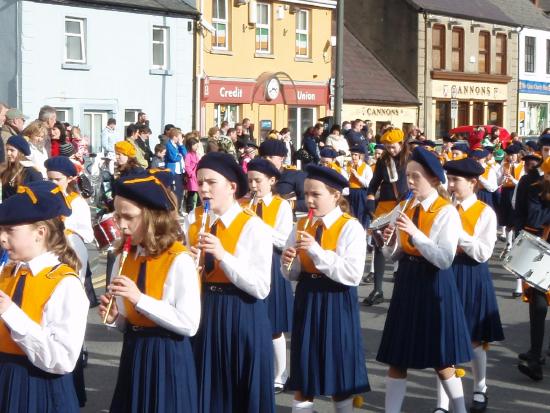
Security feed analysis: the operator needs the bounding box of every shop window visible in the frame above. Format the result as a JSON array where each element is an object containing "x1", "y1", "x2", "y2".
[
  {"x1": 496, "y1": 34, "x2": 507, "y2": 75},
  {"x1": 451, "y1": 28, "x2": 464, "y2": 72},
  {"x1": 435, "y1": 101, "x2": 451, "y2": 138},
  {"x1": 472, "y1": 102, "x2": 484, "y2": 125},
  {"x1": 457, "y1": 101, "x2": 469, "y2": 126},
  {"x1": 526, "y1": 102, "x2": 548, "y2": 135},
  {"x1": 487, "y1": 103, "x2": 503, "y2": 126},
  {"x1": 255, "y1": 3, "x2": 271, "y2": 54},
  {"x1": 295, "y1": 9, "x2": 309, "y2": 57},
  {"x1": 212, "y1": 0, "x2": 228, "y2": 49},
  {"x1": 214, "y1": 104, "x2": 239, "y2": 127},
  {"x1": 525, "y1": 36, "x2": 536, "y2": 73},
  {"x1": 152, "y1": 26, "x2": 169, "y2": 69},
  {"x1": 432, "y1": 24, "x2": 445, "y2": 70},
  {"x1": 478, "y1": 31, "x2": 490, "y2": 74},
  {"x1": 289, "y1": 107, "x2": 316, "y2": 150},
  {"x1": 65, "y1": 17, "x2": 86, "y2": 64}
]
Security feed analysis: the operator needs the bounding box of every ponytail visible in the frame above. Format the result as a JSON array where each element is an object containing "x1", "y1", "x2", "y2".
[
  {"x1": 33, "y1": 218, "x2": 81, "y2": 272},
  {"x1": 436, "y1": 183, "x2": 451, "y2": 202},
  {"x1": 327, "y1": 186, "x2": 351, "y2": 214}
]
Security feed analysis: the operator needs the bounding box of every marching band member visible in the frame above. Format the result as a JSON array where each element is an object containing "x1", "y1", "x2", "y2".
[
  {"x1": 320, "y1": 147, "x2": 349, "y2": 180},
  {"x1": 371, "y1": 144, "x2": 385, "y2": 171},
  {"x1": 185, "y1": 152, "x2": 274, "y2": 413},
  {"x1": 0, "y1": 180, "x2": 88, "y2": 412},
  {"x1": 99, "y1": 173, "x2": 201, "y2": 412},
  {"x1": 469, "y1": 148, "x2": 498, "y2": 209},
  {"x1": 282, "y1": 165, "x2": 369, "y2": 413},
  {"x1": 259, "y1": 139, "x2": 308, "y2": 213},
  {"x1": 363, "y1": 128, "x2": 409, "y2": 306},
  {"x1": 451, "y1": 143, "x2": 469, "y2": 161},
  {"x1": 377, "y1": 147, "x2": 472, "y2": 413},
  {"x1": 247, "y1": 158, "x2": 294, "y2": 393},
  {"x1": 441, "y1": 136, "x2": 455, "y2": 163},
  {"x1": 437, "y1": 158, "x2": 504, "y2": 413},
  {"x1": 346, "y1": 145, "x2": 372, "y2": 230}
]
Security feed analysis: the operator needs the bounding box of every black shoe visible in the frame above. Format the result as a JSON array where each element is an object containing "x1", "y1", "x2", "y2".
[
  {"x1": 362, "y1": 290, "x2": 384, "y2": 306},
  {"x1": 518, "y1": 351, "x2": 545, "y2": 365},
  {"x1": 274, "y1": 382, "x2": 285, "y2": 394},
  {"x1": 367, "y1": 243, "x2": 374, "y2": 253},
  {"x1": 432, "y1": 409, "x2": 448, "y2": 413},
  {"x1": 469, "y1": 391, "x2": 488, "y2": 413},
  {"x1": 512, "y1": 291, "x2": 522, "y2": 298},
  {"x1": 518, "y1": 360, "x2": 543, "y2": 381},
  {"x1": 361, "y1": 272, "x2": 374, "y2": 284}
]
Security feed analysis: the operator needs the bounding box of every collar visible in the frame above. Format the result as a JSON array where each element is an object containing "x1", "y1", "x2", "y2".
[
  {"x1": 257, "y1": 192, "x2": 273, "y2": 206},
  {"x1": 413, "y1": 189, "x2": 439, "y2": 212},
  {"x1": 209, "y1": 201, "x2": 242, "y2": 229},
  {"x1": 537, "y1": 167, "x2": 544, "y2": 176},
  {"x1": 456, "y1": 193, "x2": 477, "y2": 210},
  {"x1": 315, "y1": 206, "x2": 343, "y2": 228},
  {"x1": 16, "y1": 251, "x2": 60, "y2": 277}
]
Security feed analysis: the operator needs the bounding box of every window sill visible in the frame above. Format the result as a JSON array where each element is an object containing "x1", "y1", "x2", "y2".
[
  {"x1": 211, "y1": 49, "x2": 233, "y2": 56},
  {"x1": 61, "y1": 63, "x2": 91, "y2": 71},
  {"x1": 254, "y1": 53, "x2": 275, "y2": 59},
  {"x1": 149, "y1": 69, "x2": 173, "y2": 76},
  {"x1": 295, "y1": 56, "x2": 313, "y2": 63}
]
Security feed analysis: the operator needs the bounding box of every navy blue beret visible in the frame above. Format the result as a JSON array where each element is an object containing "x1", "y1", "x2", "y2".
[
  {"x1": 320, "y1": 147, "x2": 338, "y2": 158},
  {"x1": 525, "y1": 140, "x2": 539, "y2": 151},
  {"x1": 469, "y1": 148, "x2": 490, "y2": 159},
  {"x1": 421, "y1": 140, "x2": 437, "y2": 148},
  {"x1": 45, "y1": 156, "x2": 77, "y2": 177},
  {"x1": 0, "y1": 180, "x2": 71, "y2": 225},
  {"x1": 452, "y1": 143, "x2": 470, "y2": 153},
  {"x1": 149, "y1": 168, "x2": 175, "y2": 190},
  {"x1": 374, "y1": 144, "x2": 385, "y2": 150},
  {"x1": 444, "y1": 158, "x2": 484, "y2": 178},
  {"x1": 114, "y1": 173, "x2": 176, "y2": 210},
  {"x1": 483, "y1": 145, "x2": 494, "y2": 152},
  {"x1": 411, "y1": 146, "x2": 446, "y2": 184},
  {"x1": 538, "y1": 134, "x2": 550, "y2": 147},
  {"x1": 6, "y1": 135, "x2": 31, "y2": 156},
  {"x1": 247, "y1": 158, "x2": 281, "y2": 179},
  {"x1": 259, "y1": 139, "x2": 288, "y2": 157},
  {"x1": 305, "y1": 165, "x2": 348, "y2": 192},
  {"x1": 197, "y1": 152, "x2": 249, "y2": 198},
  {"x1": 523, "y1": 154, "x2": 543, "y2": 163},
  {"x1": 505, "y1": 143, "x2": 522, "y2": 155},
  {"x1": 349, "y1": 145, "x2": 366, "y2": 154}
]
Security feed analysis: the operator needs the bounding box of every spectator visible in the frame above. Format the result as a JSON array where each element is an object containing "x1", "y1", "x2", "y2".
[
  {"x1": 164, "y1": 127, "x2": 187, "y2": 213},
  {"x1": 185, "y1": 131, "x2": 204, "y2": 158},
  {"x1": 158, "y1": 123, "x2": 174, "y2": 145},
  {"x1": 136, "y1": 111, "x2": 149, "y2": 127},
  {"x1": 38, "y1": 105, "x2": 57, "y2": 129},
  {"x1": 235, "y1": 122, "x2": 244, "y2": 139},
  {"x1": 136, "y1": 124, "x2": 154, "y2": 167},
  {"x1": 70, "y1": 126, "x2": 88, "y2": 163},
  {"x1": 50, "y1": 121, "x2": 67, "y2": 157},
  {"x1": 23, "y1": 120, "x2": 49, "y2": 178},
  {"x1": 184, "y1": 137, "x2": 200, "y2": 211},
  {"x1": 280, "y1": 128, "x2": 294, "y2": 166},
  {"x1": 302, "y1": 126, "x2": 320, "y2": 165},
  {"x1": 345, "y1": 119, "x2": 366, "y2": 149},
  {"x1": 150, "y1": 144, "x2": 166, "y2": 168},
  {"x1": 211, "y1": 126, "x2": 236, "y2": 157},
  {"x1": 1, "y1": 135, "x2": 43, "y2": 200},
  {"x1": 342, "y1": 121, "x2": 352, "y2": 133},
  {"x1": 125, "y1": 123, "x2": 148, "y2": 168},
  {"x1": 242, "y1": 118, "x2": 254, "y2": 139},
  {"x1": 239, "y1": 138, "x2": 258, "y2": 173},
  {"x1": 101, "y1": 118, "x2": 117, "y2": 154},
  {"x1": 325, "y1": 124, "x2": 349, "y2": 165},
  {"x1": 207, "y1": 138, "x2": 220, "y2": 153},
  {"x1": 1, "y1": 108, "x2": 26, "y2": 163},
  {"x1": 220, "y1": 120, "x2": 230, "y2": 136}
]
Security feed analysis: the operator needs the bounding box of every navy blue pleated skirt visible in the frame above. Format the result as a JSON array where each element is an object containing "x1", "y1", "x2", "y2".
[
  {"x1": 288, "y1": 274, "x2": 370, "y2": 398},
  {"x1": 0, "y1": 352, "x2": 79, "y2": 413},
  {"x1": 377, "y1": 256, "x2": 473, "y2": 369},
  {"x1": 477, "y1": 189, "x2": 494, "y2": 209},
  {"x1": 193, "y1": 283, "x2": 275, "y2": 413},
  {"x1": 110, "y1": 327, "x2": 198, "y2": 413},
  {"x1": 497, "y1": 187, "x2": 515, "y2": 227},
  {"x1": 452, "y1": 254, "x2": 505, "y2": 343},
  {"x1": 266, "y1": 249, "x2": 293, "y2": 335},
  {"x1": 348, "y1": 188, "x2": 369, "y2": 229},
  {"x1": 72, "y1": 348, "x2": 86, "y2": 407}
]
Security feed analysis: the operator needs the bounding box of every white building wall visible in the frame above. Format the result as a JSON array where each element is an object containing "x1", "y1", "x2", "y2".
[
  {"x1": 19, "y1": 1, "x2": 195, "y2": 151},
  {"x1": 0, "y1": 0, "x2": 19, "y2": 105}
]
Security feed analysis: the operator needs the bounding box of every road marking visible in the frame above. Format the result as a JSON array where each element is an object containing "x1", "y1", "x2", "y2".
[{"x1": 92, "y1": 274, "x2": 106, "y2": 288}]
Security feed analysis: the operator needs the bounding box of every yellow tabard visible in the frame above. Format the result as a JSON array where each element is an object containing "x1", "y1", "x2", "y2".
[
  {"x1": 502, "y1": 162, "x2": 524, "y2": 188},
  {"x1": 399, "y1": 196, "x2": 450, "y2": 256},
  {"x1": 254, "y1": 195, "x2": 283, "y2": 228},
  {"x1": 188, "y1": 206, "x2": 254, "y2": 283},
  {"x1": 0, "y1": 263, "x2": 78, "y2": 355},
  {"x1": 122, "y1": 242, "x2": 188, "y2": 327},
  {"x1": 298, "y1": 213, "x2": 354, "y2": 273},
  {"x1": 347, "y1": 162, "x2": 367, "y2": 189}
]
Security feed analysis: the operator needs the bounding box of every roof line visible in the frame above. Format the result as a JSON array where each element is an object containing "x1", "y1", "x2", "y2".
[{"x1": 345, "y1": 98, "x2": 420, "y2": 106}]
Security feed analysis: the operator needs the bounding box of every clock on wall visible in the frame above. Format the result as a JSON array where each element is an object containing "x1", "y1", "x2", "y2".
[{"x1": 265, "y1": 77, "x2": 281, "y2": 101}]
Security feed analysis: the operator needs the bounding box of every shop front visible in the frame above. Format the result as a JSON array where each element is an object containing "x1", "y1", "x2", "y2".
[
  {"x1": 201, "y1": 74, "x2": 328, "y2": 147},
  {"x1": 430, "y1": 79, "x2": 512, "y2": 138},
  {"x1": 342, "y1": 103, "x2": 418, "y2": 135},
  {"x1": 518, "y1": 79, "x2": 550, "y2": 136}
]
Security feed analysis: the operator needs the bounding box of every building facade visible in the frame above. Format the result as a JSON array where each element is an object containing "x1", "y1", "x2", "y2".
[
  {"x1": 197, "y1": 0, "x2": 335, "y2": 146},
  {"x1": 0, "y1": 0, "x2": 198, "y2": 152}
]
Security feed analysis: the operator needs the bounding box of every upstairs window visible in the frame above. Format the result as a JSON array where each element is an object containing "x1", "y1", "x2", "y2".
[
  {"x1": 255, "y1": 3, "x2": 271, "y2": 53},
  {"x1": 525, "y1": 36, "x2": 536, "y2": 73},
  {"x1": 478, "y1": 31, "x2": 490, "y2": 74},
  {"x1": 496, "y1": 33, "x2": 507, "y2": 75},
  {"x1": 295, "y1": 10, "x2": 309, "y2": 57},
  {"x1": 152, "y1": 26, "x2": 169, "y2": 69},
  {"x1": 432, "y1": 25, "x2": 445, "y2": 70},
  {"x1": 65, "y1": 18, "x2": 86, "y2": 63},
  {"x1": 452, "y1": 28, "x2": 464, "y2": 72},
  {"x1": 212, "y1": 0, "x2": 228, "y2": 49}
]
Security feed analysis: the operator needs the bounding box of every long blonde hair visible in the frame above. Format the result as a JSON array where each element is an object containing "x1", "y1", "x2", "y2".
[{"x1": 33, "y1": 218, "x2": 81, "y2": 272}]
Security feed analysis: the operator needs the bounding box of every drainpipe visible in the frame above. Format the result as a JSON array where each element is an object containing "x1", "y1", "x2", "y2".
[
  {"x1": 422, "y1": 11, "x2": 429, "y2": 135},
  {"x1": 516, "y1": 26, "x2": 523, "y2": 134},
  {"x1": 16, "y1": 0, "x2": 23, "y2": 108}
]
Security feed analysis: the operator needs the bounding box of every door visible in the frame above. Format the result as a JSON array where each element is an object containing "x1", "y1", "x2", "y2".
[
  {"x1": 82, "y1": 111, "x2": 109, "y2": 153},
  {"x1": 288, "y1": 106, "x2": 316, "y2": 150}
]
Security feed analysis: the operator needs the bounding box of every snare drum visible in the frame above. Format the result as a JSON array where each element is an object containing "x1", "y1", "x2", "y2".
[
  {"x1": 93, "y1": 213, "x2": 120, "y2": 250},
  {"x1": 503, "y1": 231, "x2": 550, "y2": 293}
]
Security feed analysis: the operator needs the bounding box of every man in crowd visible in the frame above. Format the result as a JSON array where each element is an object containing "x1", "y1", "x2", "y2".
[
  {"x1": 136, "y1": 111, "x2": 149, "y2": 127},
  {"x1": 220, "y1": 120, "x2": 230, "y2": 137},
  {"x1": 125, "y1": 123, "x2": 148, "y2": 168},
  {"x1": 242, "y1": 118, "x2": 254, "y2": 139},
  {"x1": 1, "y1": 108, "x2": 26, "y2": 145},
  {"x1": 136, "y1": 124, "x2": 154, "y2": 167},
  {"x1": 101, "y1": 118, "x2": 117, "y2": 154},
  {"x1": 158, "y1": 123, "x2": 175, "y2": 145}
]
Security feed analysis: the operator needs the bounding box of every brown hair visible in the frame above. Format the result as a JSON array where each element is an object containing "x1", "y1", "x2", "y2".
[
  {"x1": 326, "y1": 186, "x2": 351, "y2": 214},
  {"x1": 208, "y1": 127, "x2": 220, "y2": 138},
  {"x1": 534, "y1": 179, "x2": 550, "y2": 202},
  {"x1": 33, "y1": 218, "x2": 81, "y2": 272},
  {"x1": 116, "y1": 207, "x2": 182, "y2": 257},
  {"x1": 166, "y1": 127, "x2": 182, "y2": 140},
  {"x1": 0, "y1": 151, "x2": 27, "y2": 187},
  {"x1": 381, "y1": 140, "x2": 411, "y2": 169},
  {"x1": 22, "y1": 120, "x2": 47, "y2": 141},
  {"x1": 116, "y1": 157, "x2": 140, "y2": 176}
]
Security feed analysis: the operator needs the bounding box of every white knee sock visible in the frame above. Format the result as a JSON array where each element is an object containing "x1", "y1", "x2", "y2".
[
  {"x1": 393, "y1": 261, "x2": 398, "y2": 273},
  {"x1": 334, "y1": 397, "x2": 353, "y2": 413},
  {"x1": 440, "y1": 375, "x2": 467, "y2": 413},
  {"x1": 292, "y1": 400, "x2": 314, "y2": 413},
  {"x1": 273, "y1": 334, "x2": 287, "y2": 384},
  {"x1": 385, "y1": 377, "x2": 407, "y2": 413},
  {"x1": 471, "y1": 346, "x2": 487, "y2": 394},
  {"x1": 500, "y1": 226, "x2": 506, "y2": 237},
  {"x1": 369, "y1": 251, "x2": 375, "y2": 273},
  {"x1": 506, "y1": 230, "x2": 514, "y2": 248},
  {"x1": 515, "y1": 277, "x2": 523, "y2": 293},
  {"x1": 436, "y1": 376, "x2": 450, "y2": 411}
]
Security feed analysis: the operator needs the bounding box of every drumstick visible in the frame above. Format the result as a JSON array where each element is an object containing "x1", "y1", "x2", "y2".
[
  {"x1": 384, "y1": 191, "x2": 413, "y2": 247},
  {"x1": 195, "y1": 201, "x2": 210, "y2": 268},
  {"x1": 286, "y1": 209, "x2": 314, "y2": 271},
  {"x1": 103, "y1": 236, "x2": 132, "y2": 324}
]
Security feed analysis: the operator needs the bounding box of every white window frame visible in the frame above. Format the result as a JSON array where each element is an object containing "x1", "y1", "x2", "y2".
[
  {"x1": 124, "y1": 109, "x2": 141, "y2": 126},
  {"x1": 255, "y1": 3, "x2": 271, "y2": 54},
  {"x1": 295, "y1": 9, "x2": 309, "y2": 57},
  {"x1": 212, "y1": 0, "x2": 228, "y2": 50},
  {"x1": 214, "y1": 104, "x2": 239, "y2": 127},
  {"x1": 55, "y1": 108, "x2": 73, "y2": 124},
  {"x1": 152, "y1": 26, "x2": 169, "y2": 70},
  {"x1": 64, "y1": 17, "x2": 86, "y2": 64},
  {"x1": 83, "y1": 111, "x2": 109, "y2": 153}
]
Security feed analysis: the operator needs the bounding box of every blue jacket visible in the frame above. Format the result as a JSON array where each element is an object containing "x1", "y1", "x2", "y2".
[
  {"x1": 164, "y1": 141, "x2": 187, "y2": 174},
  {"x1": 302, "y1": 134, "x2": 320, "y2": 164}
]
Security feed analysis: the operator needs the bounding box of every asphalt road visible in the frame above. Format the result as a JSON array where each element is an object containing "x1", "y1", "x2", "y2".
[{"x1": 81, "y1": 241, "x2": 550, "y2": 412}]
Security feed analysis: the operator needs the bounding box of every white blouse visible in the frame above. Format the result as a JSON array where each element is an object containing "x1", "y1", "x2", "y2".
[{"x1": 254, "y1": 193, "x2": 293, "y2": 250}]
